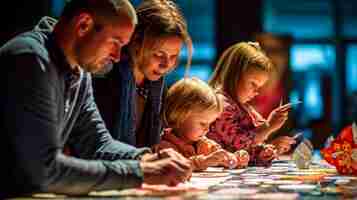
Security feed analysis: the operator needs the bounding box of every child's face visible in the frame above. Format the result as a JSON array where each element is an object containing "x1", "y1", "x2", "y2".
[
  {"x1": 236, "y1": 67, "x2": 269, "y2": 104},
  {"x1": 177, "y1": 110, "x2": 220, "y2": 142}
]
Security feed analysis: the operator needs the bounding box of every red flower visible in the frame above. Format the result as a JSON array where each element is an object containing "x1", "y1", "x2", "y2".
[{"x1": 321, "y1": 124, "x2": 357, "y2": 175}]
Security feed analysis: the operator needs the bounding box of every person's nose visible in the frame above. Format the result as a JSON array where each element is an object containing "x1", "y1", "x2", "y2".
[
  {"x1": 111, "y1": 47, "x2": 121, "y2": 63},
  {"x1": 203, "y1": 125, "x2": 210, "y2": 133},
  {"x1": 159, "y1": 57, "x2": 169, "y2": 69}
]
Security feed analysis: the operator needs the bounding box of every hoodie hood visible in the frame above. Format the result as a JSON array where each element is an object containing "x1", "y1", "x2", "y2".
[{"x1": 34, "y1": 16, "x2": 58, "y2": 33}]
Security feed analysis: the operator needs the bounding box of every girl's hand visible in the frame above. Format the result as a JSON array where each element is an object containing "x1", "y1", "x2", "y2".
[
  {"x1": 267, "y1": 104, "x2": 291, "y2": 133},
  {"x1": 205, "y1": 149, "x2": 237, "y2": 168},
  {"x1": 197, "y1": 138, "x2": 221, "y2": 155},
  {"x1": 205, "y1": 139, "x2": 221, "y2": 152},
  {"x1": 234, "y1": 149, "x2": 250, "y2": 168},
  {"x1": 258, "y1": 144, "x2": 278, "y2": 162},
  {"x1": 270, "y1": 136, "x2": 296, "y2": 155}
]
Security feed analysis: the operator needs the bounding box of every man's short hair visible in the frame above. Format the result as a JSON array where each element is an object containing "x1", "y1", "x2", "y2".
[{"x1": 61, "y1": 0, "x2": 137, "y2": 25}]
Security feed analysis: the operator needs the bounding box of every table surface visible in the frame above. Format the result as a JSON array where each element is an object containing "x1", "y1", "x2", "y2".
[{"x1": 7, "y1": 157, "x2": 357, "y2": 200}]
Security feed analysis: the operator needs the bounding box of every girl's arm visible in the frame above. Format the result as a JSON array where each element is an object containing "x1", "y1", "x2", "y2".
[
  {"x1": 252, "y1": 103, "x2": 291, "y2": 143},
  {"x1": 252, "y1": 122, "x2": 273, "y2": 144},
  {"x1": 197, "y1": 137, "x2": 222, "y2": 155},
  {"x1": 243, "y1": 104, "x2": 272, "y2": 145},
  {"x1": 207, "y1": 103, "x2": 256, "y2": 152},
  {"x1": 189, "y1": 155, "x2": 210, "y2": 171},
  {"x1": 190, "y1": 149, "x2": 237, "y2": 171}
]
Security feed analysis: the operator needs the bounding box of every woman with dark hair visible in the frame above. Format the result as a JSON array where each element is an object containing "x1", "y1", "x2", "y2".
[{"x1": 93, "y1": 0, "x2": 193, "y2": 148}]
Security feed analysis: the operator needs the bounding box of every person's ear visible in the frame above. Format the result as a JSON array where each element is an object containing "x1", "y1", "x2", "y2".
[{"x1": 75, "y1": 12, "x2": 95, "y2": 37}]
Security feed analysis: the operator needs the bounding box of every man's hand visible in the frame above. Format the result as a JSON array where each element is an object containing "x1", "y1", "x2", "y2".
[
  {"x1": 141, "y1": 148, "x2": 190, "y2": 162},
  {"x1": 140, "y1": 153, "x2": 159, "y2": 162},
  {"x1": 140, "y1": 149, "x2": 192, "y2": 186}
]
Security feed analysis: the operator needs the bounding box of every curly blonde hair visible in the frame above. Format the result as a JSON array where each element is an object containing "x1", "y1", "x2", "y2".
[{"x1": 162, "y1": 77, "x2": 223, "y2": 129}]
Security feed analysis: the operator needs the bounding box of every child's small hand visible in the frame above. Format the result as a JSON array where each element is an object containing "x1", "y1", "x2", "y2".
[
  {"x1": 267, "y1": 105, "x2": 290, "y2": 133},
  {"x1": 205, "y1": 138, "x2": 221, "y2": 152},
  {"x1": 225, "y1": 152, "x2": 238, "y2": 169},
  {"x1": 205, "y1": 149, "x2": 237, "y2": 168},
  {"x1": 270, "y1": 136, "x2": 296, "y2": 155},
  {"x1": 234, "y1": 149, "x2": 250, "y2": 168},
  {"x1": 197, "y1": 137, "x2": 221, "y2": 155},
  {"x1": 258, "y1": 144, "x2": 277, "y2": 162}
]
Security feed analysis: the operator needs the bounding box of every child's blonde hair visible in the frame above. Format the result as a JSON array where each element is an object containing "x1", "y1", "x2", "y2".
[
  {"x1": 162, "y1": 77, "x2": 223, "y2": 128},
  {"x1": 209, "y1": 42, "x2": 274, "y2": 102}
]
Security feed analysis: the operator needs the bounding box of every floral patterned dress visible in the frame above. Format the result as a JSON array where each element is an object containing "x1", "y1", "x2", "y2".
[{"x1": 207, "y1": 91, "x2": 276, "y2": 166}]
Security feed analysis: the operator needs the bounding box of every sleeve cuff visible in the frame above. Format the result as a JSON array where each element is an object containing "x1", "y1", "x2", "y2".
[
  {"x1": 133, "y1": 147, "x2": 152, "y2": 160},
  {"x1": 95, "y1": 160, "x2": 144, "y2": 191}
]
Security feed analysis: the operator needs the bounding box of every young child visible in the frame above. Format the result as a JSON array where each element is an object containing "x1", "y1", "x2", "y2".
[
  {"x1": 207, "y1": 42, "x2": 296, "y2": 167},
  {"x1": 153, "y1": 78, "x2": 249, "y2": 171}
]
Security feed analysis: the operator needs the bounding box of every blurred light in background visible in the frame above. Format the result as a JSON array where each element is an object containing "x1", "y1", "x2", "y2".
[
  {"x1": 291, "y1": 45, "x2": 335, "y2": 72},
  {"x1": 165, "y1": 0, "x2": 216, "y2": 85},
  {"x1": 304, "y1": 78, "x2": 323, "y2": 120},
  {"x1": 187, "y1": 65, "x2": 213, "y2": 81},
  {"x1": 165, "y1": 65, "x2": 213, "y2": 87},
  {"x1": 166, "y1": 44, "x2": 215, "y2": 85},
  {"x1": 180, "y1": 44, "x2": 216, "y2": 61},
  {"x1": 341, "y1": 1, "x2": 357, "y2": 38},
  {"x1": 262, "y1": 0, "x2": 357, "y2": 133},
  {"x1": 263, "y1": 0, "x2": 333, "y2": 39},
  {"x1": 346, "y1": 45, "x2": 357, "y2": 94},
  {"x1": 51, "y1": 0, "x2": 65, "y2": 17},
  {"x1": 289, "y1": 90, "x2": 300, "y2": 106}
]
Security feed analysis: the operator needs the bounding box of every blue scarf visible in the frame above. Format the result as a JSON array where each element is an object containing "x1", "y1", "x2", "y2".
[{"x1": 111, "y1": 61, "x2": 164, "y2": 147}]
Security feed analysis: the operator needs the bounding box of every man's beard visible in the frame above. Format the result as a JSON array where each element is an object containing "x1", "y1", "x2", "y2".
[
  {"x1": 95, "y1": 62, "x2": 114, "y2": 76},
  {"x1": 84, "y1": 62, "x2": 114, "y2": 77}
]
